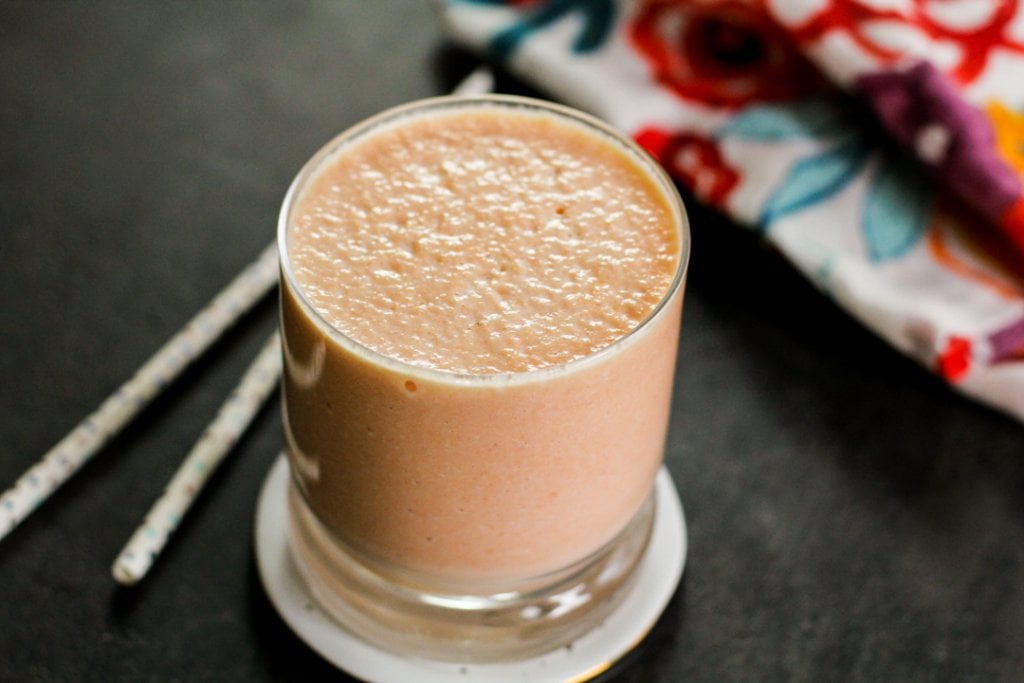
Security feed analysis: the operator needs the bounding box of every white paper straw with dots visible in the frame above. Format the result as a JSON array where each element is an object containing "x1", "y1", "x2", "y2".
[
  {"x1": 112, "y1": 331, "x2": 281, "y2": 585},
  {"x1": 0, "y1": 244, "x2": 279, "y2": 543}
]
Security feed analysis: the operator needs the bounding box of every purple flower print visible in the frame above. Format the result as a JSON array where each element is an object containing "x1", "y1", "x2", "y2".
[{"x1": 856, "y1": 61, "x2": 1023, "y2": 231}]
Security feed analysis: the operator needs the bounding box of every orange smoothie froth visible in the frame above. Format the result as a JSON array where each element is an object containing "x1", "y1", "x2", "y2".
[
  {"x1": 288, "y1": 108, "x2": 680, "y2": 374},
  {"x1": 281, "y1": 97, "x2": 688, "y2": 588}
]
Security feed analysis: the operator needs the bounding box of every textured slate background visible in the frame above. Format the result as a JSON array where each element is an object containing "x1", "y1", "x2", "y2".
[{"x1": 2, "y1": 2, "x2": 1023, "y2": 681}]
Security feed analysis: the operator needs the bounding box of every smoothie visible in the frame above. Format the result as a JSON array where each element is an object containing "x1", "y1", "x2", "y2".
[{"x1": 278, "y1": 95, "x2": 689, "y2": 658}]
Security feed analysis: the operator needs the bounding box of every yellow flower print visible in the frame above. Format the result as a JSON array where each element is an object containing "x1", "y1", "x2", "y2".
[{"x1": 986, "y1": 101, "x2": 1024, "y2": 175}]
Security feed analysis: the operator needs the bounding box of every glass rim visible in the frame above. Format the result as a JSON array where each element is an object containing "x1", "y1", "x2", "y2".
[{"x1": 277, "y1": 93, "x2": 691, "y2": 387}]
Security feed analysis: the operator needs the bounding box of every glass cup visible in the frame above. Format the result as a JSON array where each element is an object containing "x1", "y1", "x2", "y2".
[{"x1": 277, "y1": 95, "x2": 690, "y2": 662}]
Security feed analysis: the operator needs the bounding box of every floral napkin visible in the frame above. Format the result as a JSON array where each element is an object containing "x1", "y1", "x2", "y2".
[{"x1": 439, "y1": 0, "x2": 1024, "y2": 424}]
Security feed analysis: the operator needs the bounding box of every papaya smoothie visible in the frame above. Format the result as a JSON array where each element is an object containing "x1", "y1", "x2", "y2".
[{"x1": 277, "y1": 95, "x2": 689, "y2": 661}]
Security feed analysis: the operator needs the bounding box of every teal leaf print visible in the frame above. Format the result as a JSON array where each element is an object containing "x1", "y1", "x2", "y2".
[
  {"x1": 862, "y1": 152, "x2": 933, "y2": 262},
  {"x1": 458, "y1": 0, "x2": 616, "y2": 58},
  {"x1": 570, "y1": 0, "x2": 615, "y2": 52},
  {"x1": 719, "y1": 96, "x2": 857, "y2": 142},
  {"x1": 761, "y1": 137, "x2": 870, "y2": 228}
]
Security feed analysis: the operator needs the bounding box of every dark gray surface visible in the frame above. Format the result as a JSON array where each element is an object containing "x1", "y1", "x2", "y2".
[{"x1": 2, "y1": 2, "x2": 1023, "y2": 682}]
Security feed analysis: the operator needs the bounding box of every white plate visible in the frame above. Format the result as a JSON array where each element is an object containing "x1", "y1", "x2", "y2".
[{"x1": 254, "y1": 455, "x2": 686, "y2": 683}]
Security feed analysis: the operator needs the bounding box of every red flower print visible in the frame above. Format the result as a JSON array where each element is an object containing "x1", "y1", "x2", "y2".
[
  {"x1": 636, "y1": 127, "x2": 739, "y2": 205},
  {"x1": 1001, "y1": 196, "x2": 1024, "y2": 257},
  {"x1": 785, "y1": 0, "x2": 1024, "y2": 85},
  {"x1": 629, "y1": 0, "x2": 823, "y2": 107},
  {"x1": 937, "y1": 335, "x2": 973, "y2": 381}
]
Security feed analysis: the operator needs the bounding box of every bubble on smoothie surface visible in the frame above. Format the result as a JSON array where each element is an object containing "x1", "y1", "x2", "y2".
[{"x1": 288, "y1": 107, "x2": 680, "y2": 375}]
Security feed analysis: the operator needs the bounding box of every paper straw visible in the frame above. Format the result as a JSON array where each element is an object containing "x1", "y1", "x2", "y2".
[
  {"x1": 453, "y1": 64, "x2": 495, "y2": 96},
  {"x1": 0, "y1": 244, "x2": 279, "y2": 543},
  {"x1": 112, "y1": 332, "x2": 281, "y2": 585}
]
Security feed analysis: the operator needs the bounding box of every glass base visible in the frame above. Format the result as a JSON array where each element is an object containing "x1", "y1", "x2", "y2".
[{"x1": 286, "y1": 477, "x2": 656, "y2": 663}]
